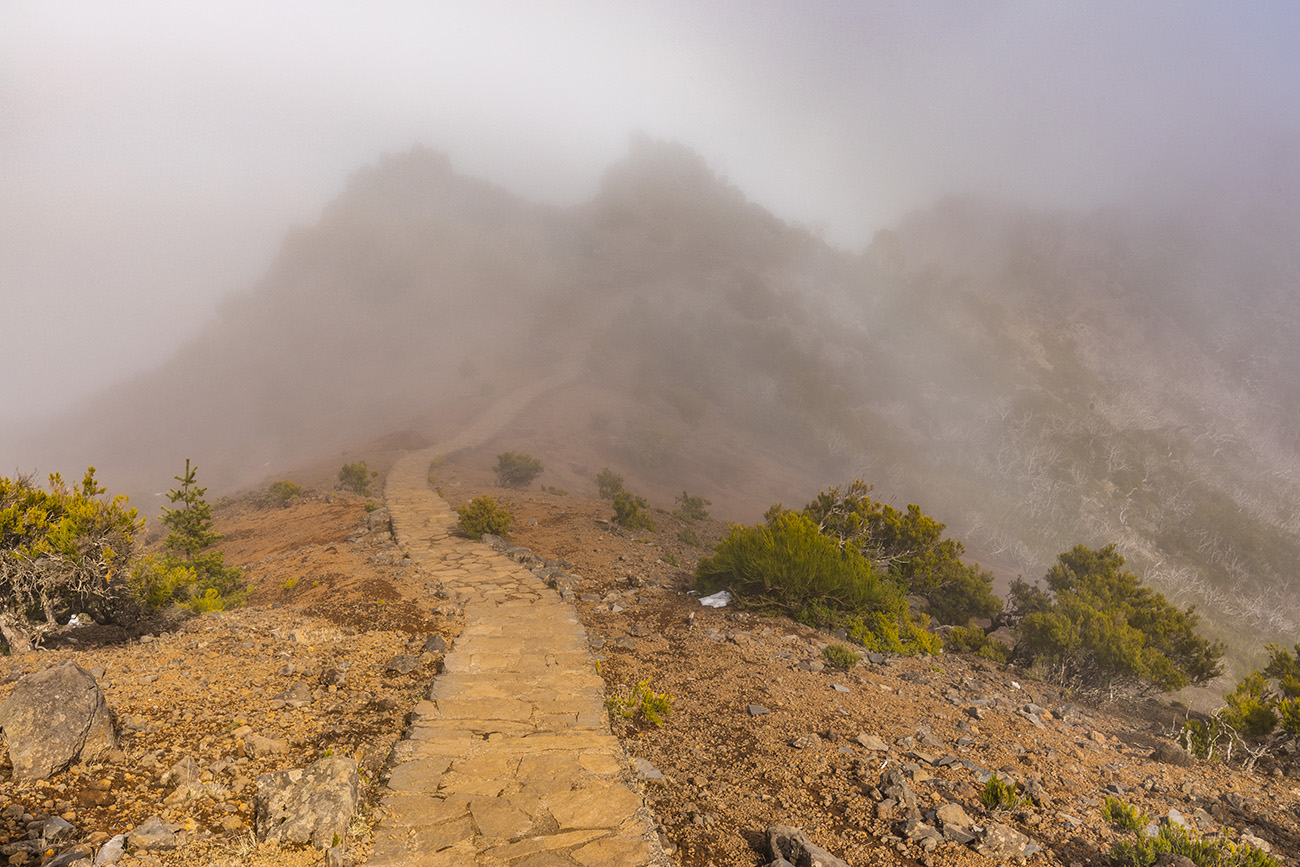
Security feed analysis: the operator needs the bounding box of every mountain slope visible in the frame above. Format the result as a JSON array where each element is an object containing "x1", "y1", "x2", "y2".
[{"x1": 13, "y1": 138, "x2": 1300, "y2": 667}]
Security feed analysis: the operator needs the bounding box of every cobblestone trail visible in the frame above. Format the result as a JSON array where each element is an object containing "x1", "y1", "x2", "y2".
[{"x1": 363, "y1": 377, "x2": 670, "y2": 865}]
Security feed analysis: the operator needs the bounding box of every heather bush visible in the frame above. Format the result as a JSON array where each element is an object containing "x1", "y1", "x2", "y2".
[
  {"x1": 494, "y1": 451, "x2": 543, "y2": 488},
  {"x1": 457, "y1": 495, "x2": 513, "y2": 539}
]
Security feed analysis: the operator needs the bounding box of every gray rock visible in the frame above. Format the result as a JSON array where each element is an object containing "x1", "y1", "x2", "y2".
[
  {"x1": 935, "y1": 802, "x2": 974, "y2": 830},
  {"x1": 789, "y1": 733, "x2": 822, "y2": 750},
  {"x1": 255, "y1": 756, "x2": 359, "y2": 848},
  {"x1": 1151, "y1": 742, "x2": 1194, "y2": 767},
  {"x1": 92, "y1": 834, "x2": 126, "y2": 866},
  {"x1": 384, "y1": 654, "x2": 420, "y2": 675},
  {"x1": 975, "y1": 822, "x2": 1031, "y2": 859},
  {"x1": 0, "y1": 660, "x2": 117, "y2": 781},
  {"x1": 856, "y1": 733, "x2": 889, "y2": 752},
  {"x1": 747, "y1": 704, "x2": 770, "y2": 716},
  {"x1": 766, "y1": 824, "x2": 851, "y2": 867},
  {"x1": 37, "y1": 816, "x2": 77, "y2": 845},
  {"x1": 632, "y1": 758, "x2": 664, "y2": 780},
  {"x1": 127, "y1": 816, "x2": 179, "y2": 850},
  {"x1": 422, "y1": 634, "x2": 448, "y2": 653},
  {"x1": 45, "y1": 847, "x2": 92, "y2": 867},
  {"x1": 161, "y1": 757, "x2": 201, "y2": 790}
]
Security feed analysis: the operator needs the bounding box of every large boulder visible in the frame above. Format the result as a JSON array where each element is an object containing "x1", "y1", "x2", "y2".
[
  {"x1": 255, "y1": 756, "x2": 359, "y2": 848},
  {"x1": 0, "y1": 660, "x2": 117, "y2": 781}
]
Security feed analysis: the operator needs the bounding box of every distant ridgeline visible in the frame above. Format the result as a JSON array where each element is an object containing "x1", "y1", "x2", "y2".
[{"x1": 16, "y1": 136, "x2": 1300, "y2": 669}]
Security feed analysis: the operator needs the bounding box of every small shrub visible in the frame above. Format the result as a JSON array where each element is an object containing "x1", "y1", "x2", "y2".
[
  {"x1": 943, "y1": 625, "x2": 1010, "y2": 664},
  {"x1": 131, "y1": 554, "x2": 198, "y2": 609},
  {"x1": 596, "y1": 468, "x2": 625, "y2": 500},
  {"x1": 426, "y1": 455, "x2": 444, "y2": 488},
  {"x1": 494, "y1": 451, "x2": 543, "y2": 488},
  {"x1": 364, "y1": 501, "x2": 380, "y2": 512},
  {"x1": 338, "y1": 462, "x2": 378, "y2": 496},
  {"x1": 613, "y1": 491, "x2": 656, "y2": 531},
  {"x1": 677, "y1": 527, "x2": 703, "y2": 548},
  {"x1": 674, "y1": 490, "x2": 712, "y2": 522},
  {"x1": 268, "y1": 480, "x2": 303, "y2": 506},
  {"x1": 1106, "y1": 803, "x2": 1279, "y2": 867},
  {"x1": 542, "y1": 485, "x2": 567, "y2": 496},
  {"x1": 457, "y1": 496, "x2": 513, "y2": 539},
  {"x1": 606, "y1": 679, "x2": 673, "y2": 727},
  {"x1": 662, "y1": 551, "x2": 680, "y2": 568},
  {"x1": 822, "y1": 644, "x2": 860, "y2": 671},
  {"x1": 981, "y1": 774, "x2": 1021, "y2": 811},
  {"x1": 281, "y1": 577, "x2": 299, "y2": 593},
  {"x1": 1101, "y1": 796, "x2": 1147, "y2": 833}
]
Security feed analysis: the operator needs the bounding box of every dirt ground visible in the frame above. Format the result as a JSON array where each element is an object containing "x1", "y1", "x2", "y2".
[
  {"x1": 436, "y1": 446, "x2": 1300, "y2": 867},
  {"x1": 1, "y1": 445, "x2": 1297, "y2": 867}
]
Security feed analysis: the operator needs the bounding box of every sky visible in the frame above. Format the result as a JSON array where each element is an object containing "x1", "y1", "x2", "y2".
[{"x1": 4, "y1": 1, "x2": 1300, "y2": 430}]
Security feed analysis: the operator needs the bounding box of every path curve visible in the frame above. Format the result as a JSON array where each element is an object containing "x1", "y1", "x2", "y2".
[{"x1": 363, "y1": 373, "x2": 671, "y2": 866}]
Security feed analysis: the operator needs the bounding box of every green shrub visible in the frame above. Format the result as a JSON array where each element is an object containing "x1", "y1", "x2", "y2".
[
  {"x1": 696, "y1": 512, "x2": 932, "y2": 653},
  {"x1": 674, "y1": 491, "x2": 712, "y2": 522},
  {"x1": 822, "y1": 644, "x2": 860, "y2": 671},
  {"x1": 1008, "y1": 544, "x2": 1223, "y2": 694},
  {"x1": 662, "y1": 551, "x2": 680, "y2": 567},
  {"x1": 494, "y1": 451, "x2": 543, "y2": 488},
  {"x1": 800, "y1": 480, "x2": 1001, "y2": 626},
  {"x1": 606, "y1": 679, "x2": 673, "y2": 727},
  {"x1": 1107, "y1": 804, "x2": 1278, "y2": 867},
  {"x1": 943, "y1": 625, "x2": 1010, "y2": 663},
  {"x1": 130, "y1": 554, "x2": 199, "y2": 609},
  {"x1": 268, "y1": 480, "x2": 303, "y2": 506},
  {"x1": 981, "y1": 774, "x2": 1021, "y2": 811},
  {"x1": 457, "y1": 496, "x2": 513, "y2": 539},
  {"x1": 1101, "y1": 796, "x2": 1148, "y2": 833},
  {"x1": 338, "y1": 461, "x2": 377, "y2": 496},
  {"x1": 613, "y1": 491, "x2": 656, "y2": 531},
  {"x1": 677, "y1": 527, "x2": 703, "y2": 548},
  {"x1": 595, "y1": 468, "x2": 625, "y2": 500}
]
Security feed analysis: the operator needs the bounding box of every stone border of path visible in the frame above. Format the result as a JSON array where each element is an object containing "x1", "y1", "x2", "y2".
[{"x1": 362, "y1": 445, "x2": 672, "y2": 866}]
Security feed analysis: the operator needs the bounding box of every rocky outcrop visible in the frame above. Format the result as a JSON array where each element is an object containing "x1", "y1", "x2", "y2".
[
  {"x1": 255, "y1": 756, "x2": 359, "y2": 848},
  {"x1": 0, "y1": 660, "x2": 117, "y2": 781}
]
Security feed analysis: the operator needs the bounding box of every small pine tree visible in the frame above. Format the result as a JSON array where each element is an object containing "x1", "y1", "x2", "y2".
[{"x1": 160, "y1": 459, "x2": 243, "y2": 608}]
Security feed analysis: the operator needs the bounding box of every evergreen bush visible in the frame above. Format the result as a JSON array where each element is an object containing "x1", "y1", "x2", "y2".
[
  {"x1": 338, "y1": 461, "x2": 378, "y2": 496},
  {"x1": 457, "y1": 495, "x2": 513, "y2": 539},
  {"x1": 494, "y1": 451, "x2": 543, "y2": 488},
  {"x1": 613, "y1": 491, "x2": 656, "y2": 531}
]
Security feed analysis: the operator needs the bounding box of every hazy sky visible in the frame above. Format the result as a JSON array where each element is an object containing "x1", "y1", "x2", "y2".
[{"x1": 4, "y1": 1, "x2": 1300, "y2": 430}]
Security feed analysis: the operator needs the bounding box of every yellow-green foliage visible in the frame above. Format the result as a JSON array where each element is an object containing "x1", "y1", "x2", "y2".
[
  {"x1": 822, "y1": 643, "x2": 860, "y2": 670},
  {"x1": 943, "y1": 625, "x2": 1010, "y2": 663},
  {"x1": 0, "y1": 468, "x2": 141, "y2": 650},
  {"x1": 1106, "y1": 798, "x2": 1278, "y2": 867},
  {"x1": 130, "y1": 554, "x2": 198, "y2": 608},
  {"x1": 613, "y1": 491, "x2": 656, "y2": 531},
  {"x1": 981, "y1": 774, "x2": 1022, "y2": 811},
  {"x1": 1102, "y1": 796, "x2": 1148, "y2": 833},
  {"x1": 338, "y1": 461, "x2": 377, "y2": 496},
  {"x1": 494, "y1": 451, "x2": 543, "y2": 488},
  {"x1": 267, "y1": 480, "x2": 303, "y2": 506},
  {"x1": 161, "y1": 460, "x2": 245, "y2": 610},
  {"x1": 606, "y1": 679, "x2": 673, "y2": 727},
  {"x1": 695, "y1": 511, "x2": 935, "y2": 654},
  {"x1": 595, "y1": 468, "x2": 625, "y2": 500},
  {"x1": 457, "y1": 495, "x2": 513, "y2": 539}
]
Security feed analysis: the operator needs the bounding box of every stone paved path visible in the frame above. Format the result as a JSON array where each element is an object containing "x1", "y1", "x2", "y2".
[{"x1": 363, "y1": 440, "x2": 670, "y2": 866}]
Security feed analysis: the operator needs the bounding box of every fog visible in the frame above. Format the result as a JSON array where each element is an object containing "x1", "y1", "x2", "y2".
[{"x1": 4, "y1": 1, "x2": 1300, "y2": 431}]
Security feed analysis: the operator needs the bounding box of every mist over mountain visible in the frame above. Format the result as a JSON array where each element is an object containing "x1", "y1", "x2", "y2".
[{"x1": 11, "y1": 138, "x2": 1300, "y2": 666}]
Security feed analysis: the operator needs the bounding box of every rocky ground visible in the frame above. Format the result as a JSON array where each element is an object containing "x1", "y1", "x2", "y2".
[
  {"x1": 0, "y1": 489, "x2": 458, "y2": 867},
  {"x1": 1, "y1": 444, "x2": 1298, "y2": 867}
]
